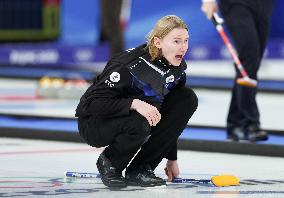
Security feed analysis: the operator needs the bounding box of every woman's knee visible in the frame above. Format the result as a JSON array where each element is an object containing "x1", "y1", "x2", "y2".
[
  {"x1": 78, "y1": 116, "x2": 109, "y2": 148},
  {"x1": 185, "y1": 87, "x2": 198, "y2": 113},
  {"x1": 175, "y1": 87, "x2": 198, "y2": 113},
  {"x1": 125, "y1": 112, "x2": 151, "y2": 140}
]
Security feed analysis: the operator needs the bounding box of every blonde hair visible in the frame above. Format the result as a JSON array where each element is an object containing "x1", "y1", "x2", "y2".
[{"x1": 146, "y1": 15, "x2": 188, "y2": 60}]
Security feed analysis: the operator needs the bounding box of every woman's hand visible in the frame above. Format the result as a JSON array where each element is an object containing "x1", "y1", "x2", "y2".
[
  {"x1": 164, "y1": 160, "x2": 180, "y2": 182},
  {"x1": 131, "y1": 99, "x2": 161, "y2": 126}
]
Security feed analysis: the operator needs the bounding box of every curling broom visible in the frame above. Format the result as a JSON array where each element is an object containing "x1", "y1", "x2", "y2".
[
  {"x1": 65, "y1": 171, "x2": 239, "y2": 187},
  {"x1": 212, "y1": 13, "x2": 257, "y2": 88}
]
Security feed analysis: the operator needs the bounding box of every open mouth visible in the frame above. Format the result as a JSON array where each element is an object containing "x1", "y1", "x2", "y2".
[{"x1": 175, "y1": 55, "x2": 183, "y2": 61}]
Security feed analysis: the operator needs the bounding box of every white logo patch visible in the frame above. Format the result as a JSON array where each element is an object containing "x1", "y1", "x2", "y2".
[
  {"x1": 166, "y1": 75, "x2": 174, "y2": 83},
  {"x1": 105, "y1": 79, "x2": 114, "y2": 87},
  {"x1": 110, "y1": 72, "x2": 120, "y2": 82},
  {"x1": 126, "y1": 48, "x2": 135, "y2": 52}
]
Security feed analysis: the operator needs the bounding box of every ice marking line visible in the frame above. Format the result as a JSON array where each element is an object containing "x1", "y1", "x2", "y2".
[
  {"x1": 240, "y1": 181, "x2": 258, "y2": 185},
  {"x1": 242, "y1": 179, "x2": 277, "y2": 184},
  {"x1": 267, "y1": 180, "x2": 284, "y2": 183},
  {"x1": 0, "y1": 186, "x2": 32, "y2": 188},
  {"x1": 0, "y1": 177, "x2": 60, "y2": 179},
  {"x1": 0, "y1": 181, "x2": 32, "y2": 183},
  {"x1": 0, "y1": 148, "x2": 103, "y2": 155},
  {"x1": 197, "y1": 190, "x2": 284, "y2": 194},
  {"x1": 0, "y1": 180, "x2": 63, "y2": 189},
  {"x1": 0, "y1": 95, "x2": 41, "y2": 101}
]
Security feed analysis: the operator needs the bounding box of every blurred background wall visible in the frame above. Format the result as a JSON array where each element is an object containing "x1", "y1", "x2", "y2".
[
  {"x1": 0, "y1": 0, "x2": 283, "y2": 67},
  {"x1": 60, "y1": 0, "x2": 284, "y2": 47}
]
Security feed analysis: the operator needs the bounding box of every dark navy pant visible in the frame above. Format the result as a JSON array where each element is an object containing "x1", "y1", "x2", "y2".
[{"x1": 219, "y1": 0, "x2": 274, "y2": 131}]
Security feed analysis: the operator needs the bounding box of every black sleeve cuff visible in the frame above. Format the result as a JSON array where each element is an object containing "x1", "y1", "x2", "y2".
[{"x1": 165, "y1": 143, "x2": 177, "y2": 160}]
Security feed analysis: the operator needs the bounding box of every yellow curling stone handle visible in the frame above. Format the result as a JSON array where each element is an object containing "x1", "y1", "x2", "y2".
[{"x1": 211, "y1": 175, "x2": 240, "y2": 187}]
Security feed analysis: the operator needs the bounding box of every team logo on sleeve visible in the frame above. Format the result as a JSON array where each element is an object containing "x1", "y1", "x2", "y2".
[
  {"x1": 166, "y1": 75, "x2": 174, "y2": 83},
  {"x1": 110, "y1": 72, "x2": 120, "y2": 82}
]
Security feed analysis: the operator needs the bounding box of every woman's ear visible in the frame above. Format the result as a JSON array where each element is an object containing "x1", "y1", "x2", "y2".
[{"x1": 153, "y1": 36, "x2": 161, "y2": 49}]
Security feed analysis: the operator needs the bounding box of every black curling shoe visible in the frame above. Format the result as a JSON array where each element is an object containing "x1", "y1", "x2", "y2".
[
  {"x1": 246, "y1": 126, "x2": 269, "y2": 142},
  {"x1": 96, "y1": 151, "x2": 127, "y2": 188},
  {"x1": 227, "y1": 125, "x2": 268, "y2": 142},
  {"x1": 125, "y1": 164, "x2": 166, "y2": 187}
]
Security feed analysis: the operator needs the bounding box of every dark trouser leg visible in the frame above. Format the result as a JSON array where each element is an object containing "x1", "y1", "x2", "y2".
[
  {"x1": 78, "y1": 111, "x2": 151, "y2": 172},
  {"x1": 100, "y1": 0, "x2": 124, "y2": 56},
  {"x1": 227, "y1": 80, "x2": 260, "y2": 130},
  {"x1": 226, "y1": 82, "x2": 242, "y2": 132},
  {"x1": 106, "y1": 112, "x2": 151, "y2": 171},
  {"x1": 128, "y1": 86, "x2": 198, "y2": 170},
  {"x1": 220, "y1": 4, "x2": 261, "y2": 130}
]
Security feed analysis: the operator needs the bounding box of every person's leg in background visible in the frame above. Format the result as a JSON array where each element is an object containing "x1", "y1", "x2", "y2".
[
  {"x1": 241, "y1": 0, "x2": 275, "y2": 140},
  {"x1": 219, "y1": 1, "x2": 272, "y2": 141},
  {"x1": 126, "y1": 86, "x2": 198, "y2": 186},
  {"x1": 220, "y1": 1, "x2": 273, "y2": 141},
  {"x1": 100, "y1": 0, "x2": 124, "y2": 57}
]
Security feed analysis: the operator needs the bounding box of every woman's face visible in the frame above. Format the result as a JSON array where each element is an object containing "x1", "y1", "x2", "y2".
[{"x1": 154, "y1": 28, "x2": 189, "y2": 66}]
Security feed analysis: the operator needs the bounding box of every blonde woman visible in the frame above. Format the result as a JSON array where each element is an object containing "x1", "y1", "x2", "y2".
[{"x1": 76, "y1": 15, "x2": 198, "y2": 188}]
